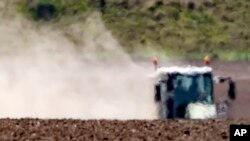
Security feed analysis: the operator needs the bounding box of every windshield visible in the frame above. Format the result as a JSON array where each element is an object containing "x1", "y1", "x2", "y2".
[{"x1": 173, "y1": 73, "x2": 213, "y2": 105}]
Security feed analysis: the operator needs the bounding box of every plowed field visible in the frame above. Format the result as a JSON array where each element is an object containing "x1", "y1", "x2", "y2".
[{"x1": 0, "y1": 119, "x2": 249, "y2": 141}]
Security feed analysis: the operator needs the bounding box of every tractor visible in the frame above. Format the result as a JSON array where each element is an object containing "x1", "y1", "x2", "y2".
[{"x1": 152, "y1": 57, "x2": 236, "y2": 119}]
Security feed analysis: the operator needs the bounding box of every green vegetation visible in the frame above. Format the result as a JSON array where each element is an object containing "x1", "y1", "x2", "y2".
[
  {"x1": 16, "y1": 0, "x2": 250, "y2": 61},
  {"x1": 16, "y1": 0, "x2": 89, "y2": 21}
]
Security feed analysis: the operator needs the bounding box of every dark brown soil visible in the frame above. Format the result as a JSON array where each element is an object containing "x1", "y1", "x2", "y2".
[
  {"x1": 0, "y1": 61, "x2": 249, "y2": 141},
  {"x1": 0, "y1": 119, "x2": 249, "y2": 141}
]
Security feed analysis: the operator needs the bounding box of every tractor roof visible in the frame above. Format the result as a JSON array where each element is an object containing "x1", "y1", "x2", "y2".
[{"x1": 153, "y1": 66, "x2": 212, "y2": 78}]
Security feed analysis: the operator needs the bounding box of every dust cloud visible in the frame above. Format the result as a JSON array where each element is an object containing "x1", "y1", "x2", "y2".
[{"x1": 0, "y1": 3, "x2": 157, "y2": 119}]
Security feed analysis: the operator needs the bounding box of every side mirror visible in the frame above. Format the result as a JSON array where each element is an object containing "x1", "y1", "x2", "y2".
[
  {"x1": 228, "y1": 79, "x2": 236, "y2": 100},
  {"x1": 154, "y1": 83, "x2": 161, "y2": 102}
]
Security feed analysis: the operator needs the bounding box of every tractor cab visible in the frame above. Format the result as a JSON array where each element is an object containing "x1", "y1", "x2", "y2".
[
  {"x1": 152, "y1": 56, "x2": 236, "y2": 119},
  {"x1": 154, "y1": 63, "x2": 236, "y2": 119},
  {"x1": 154, "y1": 66, "x2": 217, "y2": 119}
]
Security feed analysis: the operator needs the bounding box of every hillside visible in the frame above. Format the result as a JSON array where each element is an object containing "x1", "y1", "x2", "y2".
[{"x1": 15, "y1": 0, "x2": 250, "y2": 60}]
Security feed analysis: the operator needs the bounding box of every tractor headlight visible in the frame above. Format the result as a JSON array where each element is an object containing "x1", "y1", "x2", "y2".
[{"x1": 186, "y1": 103, "x2": 217, "y2": 119}]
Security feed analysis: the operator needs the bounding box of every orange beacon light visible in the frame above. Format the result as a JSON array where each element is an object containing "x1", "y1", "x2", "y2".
[
  {"x1": 204, "y1": 55, "x2": 211, "y2": 65},
  {"x1": 152, "y1": 57, "x2": 158, "y2": 70}
]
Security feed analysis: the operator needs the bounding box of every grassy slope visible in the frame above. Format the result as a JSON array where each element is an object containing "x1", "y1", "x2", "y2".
[
  {"x1": 102, "y1": 0, "x2": 250, "y2": 60},
  {"x1": 17, "y1": 0, "x2": 250, "y2": 60}
]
